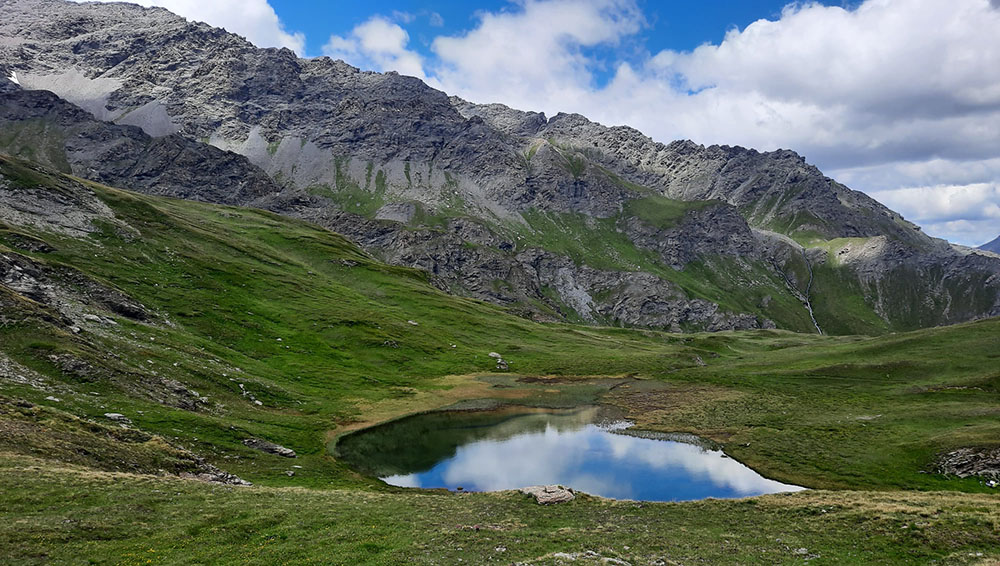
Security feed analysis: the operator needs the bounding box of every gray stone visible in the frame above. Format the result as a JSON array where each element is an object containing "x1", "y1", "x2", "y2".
[
  {"x1": 103, "y1": 412, "x2": 131, "y2": 425},
  {"x1": 243, "y1": 438, "x2": 296, "y2": 458},
  {"x1": 519, "y1": 485, "x2": 575, "y2": 504}
]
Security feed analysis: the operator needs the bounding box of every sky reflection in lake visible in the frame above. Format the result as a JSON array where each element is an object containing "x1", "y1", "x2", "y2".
[{"x1": 347, "y1": 407, "x2": 803, "y2": 501}]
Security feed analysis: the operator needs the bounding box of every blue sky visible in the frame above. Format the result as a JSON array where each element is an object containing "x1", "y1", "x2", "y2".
[
  {"x1": 273, "y1": 1, "x2": 845, "y2": 68},
  {"x1": 72, "y1": 0, "x2": 1000, "y2": 246}
]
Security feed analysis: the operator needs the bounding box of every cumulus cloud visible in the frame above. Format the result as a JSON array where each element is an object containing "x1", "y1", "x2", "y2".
[
  {"x1": 322, "y1": 16, "x2": 426, "y2": 79},
  {"x1": 643, "y1": 1, "x2": 1000, "y2": 165},
  {"x1": 872, "y1": 183, "x2": 1000, "y2": 222},
  {"x1": 870, "y1": 183, "x2": 1000, "y2": 245},
  {"x1": 71, "y1": 0, "x2": 305, "y2": 55},
  {"x1": 429, "y1": 0, "x2": 644, "y2": 112}
]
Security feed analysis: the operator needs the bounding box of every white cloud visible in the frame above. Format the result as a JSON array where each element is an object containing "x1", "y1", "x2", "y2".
[
  {"x1": 391, "y1": 10, "x2": 416, "y2": 24},
  {"x1": 871, "y1": 183, "x2": 1000, "y2": 223},
  {"x1": 918, "y1": 219, "x2": 1000, "y2": 248},
  {"x1": 428, "y1": 0, "x2": 644, "y2": 112},
  {"x1": 322, "y1": 16, "x2": 426, "y2": 79},
  {"x1": 71, "y1": 0, "x2": 305, "y2": 55},
  {"x1": 641, "y1": 0, "x2": 1000, "y2": 167},
  {"x1": 870, "y1": 183, "x2": 1000, "y2": 245},
  {"x1": 832, "y1": 157, "x2": 1000, "y2": 196}
]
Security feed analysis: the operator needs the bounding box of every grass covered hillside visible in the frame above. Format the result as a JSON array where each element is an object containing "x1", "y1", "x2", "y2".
[{"x1": 1, "y1": 154, "x2": 999, "y2": 564}]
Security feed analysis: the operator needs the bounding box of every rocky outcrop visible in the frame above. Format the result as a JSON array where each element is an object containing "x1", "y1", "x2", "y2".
[
  {"x1": 0, "y1": 81, "x2": 282, "y2": 205},
  {"x1": 936, "y1": 447, "x2": 1000, "y2": 482},
  {"x1": 103, "y1": 412, "x2": 131, "y2": 425},
  {"x1": 472, "y1": 106, "x2": 926, "y2": 245},
  {"x1": 0, "y1": 149, "x2": 119, "y2": 238},
  {"x1": 620, "y1": 203, "x2": 759, "y2": 270},
  {"x1": 288, "y1": 205, "x2": 773, "y2": 330},
  {"x1": 1, "y1": 242, "x2": 150, "y2": 327},
  {"x1": 819, "y1": 237, "x2": 1000, "y2": 327},
  {"x1": 180, "y1": 464, "x2": 252, "y2": 486}
]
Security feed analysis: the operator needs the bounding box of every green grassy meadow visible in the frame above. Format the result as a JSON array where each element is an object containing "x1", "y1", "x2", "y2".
[{"x1": 1, "y1": 155, "x2": 998, "y2": 564}]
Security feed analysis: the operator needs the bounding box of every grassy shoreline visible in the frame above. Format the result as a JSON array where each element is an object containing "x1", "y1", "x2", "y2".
[{"x1": 2, "y1": 454, "x2": 999, "y2": 565}]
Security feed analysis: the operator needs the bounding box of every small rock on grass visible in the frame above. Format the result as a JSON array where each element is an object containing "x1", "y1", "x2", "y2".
[
  {"x1": 103, "y1": 412, "x2": 132, "y2": 425},
  {"x1": 242, "y1": 438, "x2": 296, "y2": 458}
]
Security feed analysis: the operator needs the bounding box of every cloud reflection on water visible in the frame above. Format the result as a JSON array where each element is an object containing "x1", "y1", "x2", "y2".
[{"x1": 381, "y1": 417, "x2": 803, "y2": 501}]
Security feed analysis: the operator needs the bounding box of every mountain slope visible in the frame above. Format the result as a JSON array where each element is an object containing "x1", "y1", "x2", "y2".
[
  {"x1": 980, "y1": 235, "x2": 1000, "y2": 254},
  {"x1": 1, "y1": 0, "x2": 999, "y2": 334},
  {"x1": 0, "y1": 78, "x2": 790, "y2": 331},
  {"x1": 0, "y1": 152, "x2": 728, "y2": 483},
  {"x1": 3, "y1": 152, "x2": 1000, "y2": 494},
  {"x1": 0, "y1": 79, "x2": 280, "y2": 204}
]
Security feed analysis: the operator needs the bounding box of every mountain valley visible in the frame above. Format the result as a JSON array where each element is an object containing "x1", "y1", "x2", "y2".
[{"x1": 0, "y1": 1, "x2": 999, "y2": 564}]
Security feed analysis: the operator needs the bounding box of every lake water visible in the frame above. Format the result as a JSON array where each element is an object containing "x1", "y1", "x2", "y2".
[{"x1": 336, "y1": 406, "x2": 804, "y2": 501}]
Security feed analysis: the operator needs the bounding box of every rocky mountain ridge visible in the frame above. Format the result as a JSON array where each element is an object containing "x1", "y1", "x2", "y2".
[{"x1": 1, "y1": 0, "x2": 998, "y2": 334}]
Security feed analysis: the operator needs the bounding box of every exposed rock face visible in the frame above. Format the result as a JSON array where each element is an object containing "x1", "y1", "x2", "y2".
[
  {"x1": 0, "y1": 145, "x2": 118, "y2": 238},
  {"x1": 519, "y1": 485, "x2": 576, "y2": 504},
  {"x1": 1, "y1": 0, "x2": 999, "y2": 334},
  {"x1": 0, "y1": 81, "x2": 281, "y2": 205},
  {"x1": 518, "y1": 110, "x2": 924, "y2": 243},
  {"x1": 1, "y1": 240, "x2": 149, "y2": 326},
  {"x1": 0, "y1": 39, "x2": 774, "y2": 332},
  {"x1": 823, "y1": 237, "x2": 1000, "y2": 328},
  {"x1": 619, "y1": 203, "x2": 759, "y2": 270}
]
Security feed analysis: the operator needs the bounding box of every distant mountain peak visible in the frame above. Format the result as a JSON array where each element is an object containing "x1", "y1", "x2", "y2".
[{"x1": 979, "y1": 236, "x2": 1000, "y2": 254}]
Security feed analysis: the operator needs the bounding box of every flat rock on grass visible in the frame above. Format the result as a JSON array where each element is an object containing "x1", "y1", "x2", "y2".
[
  {"x1": 937, "y1": 447, "x2": 1000, "y2": 480},
  {"x1": 519, "y1": 485, "x2": 575, "y2": 504},
  {"x1": 242, "y1": 438, "x2": 296, "y2": 458}
]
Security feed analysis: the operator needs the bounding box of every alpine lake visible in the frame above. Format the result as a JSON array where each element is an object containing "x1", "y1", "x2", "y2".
[{"x1": 335, "y1": 405, "x2": 803, "y2": 501}]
